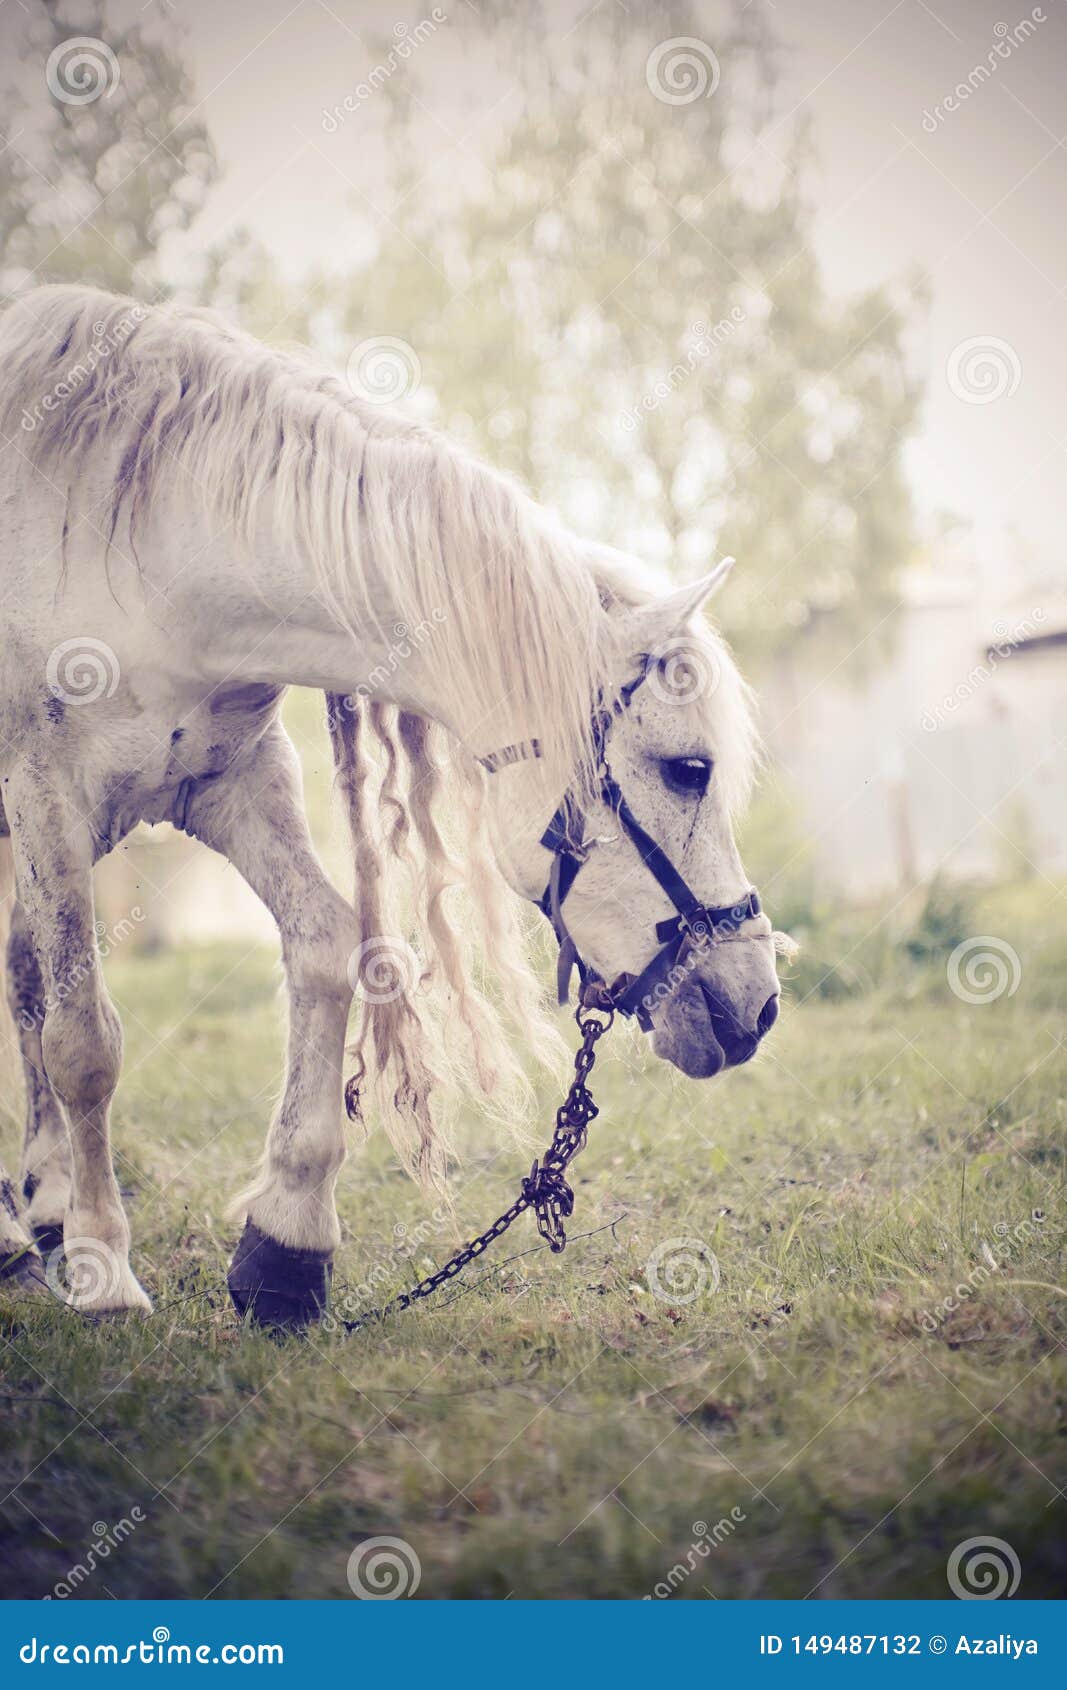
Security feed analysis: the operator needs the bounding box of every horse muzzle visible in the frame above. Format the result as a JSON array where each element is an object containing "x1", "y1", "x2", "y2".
[{"x1": 651, "y1": 972, "x2": 779, "y2": 1079}]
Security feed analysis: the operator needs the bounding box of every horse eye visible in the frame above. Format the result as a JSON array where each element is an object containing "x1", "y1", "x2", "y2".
[{"x1": 660, "y1": 756, "x2": 712, "y2": 797}]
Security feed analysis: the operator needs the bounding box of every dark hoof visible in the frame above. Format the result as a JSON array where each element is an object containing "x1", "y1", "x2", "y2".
[
  {"x1": 33, "y1": 1223, "x2": 64, "y2": 1259},
  {"x1": 228, "y1": 1220, "x2": 333, "y2": 1330},
  {"x1": 0, "y1": 1241, "x2": 48, "y2": 1296}
]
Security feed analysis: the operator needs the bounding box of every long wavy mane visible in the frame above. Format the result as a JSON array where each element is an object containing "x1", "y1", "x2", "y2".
[{"x1": 0, "y1": 283, "x2": 756, "y2": 1183}]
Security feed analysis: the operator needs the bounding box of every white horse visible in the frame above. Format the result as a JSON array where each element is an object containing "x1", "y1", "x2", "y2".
[{"x1": 0, "y1": 284, "x2": 779, "y2": 1328}]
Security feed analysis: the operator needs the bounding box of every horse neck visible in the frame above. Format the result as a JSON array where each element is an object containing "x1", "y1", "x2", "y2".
[
  {"x1": 5, "y1": 284, "x2": 602, "y2": 755},
  {"x1": 150, "y1": 407, "x2": 606, "y2": 771}
]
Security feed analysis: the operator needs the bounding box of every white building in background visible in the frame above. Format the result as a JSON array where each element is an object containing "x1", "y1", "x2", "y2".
[{"x1": 762, "y1": 558, "x2": 1067, "y2": 897}]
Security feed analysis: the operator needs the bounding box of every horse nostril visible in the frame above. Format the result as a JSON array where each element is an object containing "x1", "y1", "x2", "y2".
[{"x1": 757, "y1": 994, "x2": 779, "y2": 1038}]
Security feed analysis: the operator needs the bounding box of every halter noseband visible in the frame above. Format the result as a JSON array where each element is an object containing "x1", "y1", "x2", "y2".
[{"x1": 479, "y1": 669, "x2": 764, "y2": 1033}]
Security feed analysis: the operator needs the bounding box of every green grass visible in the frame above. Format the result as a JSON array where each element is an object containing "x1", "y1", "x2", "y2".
[{"x1": 1, "y1": 883, "x2": 1064, "y2": 1600}]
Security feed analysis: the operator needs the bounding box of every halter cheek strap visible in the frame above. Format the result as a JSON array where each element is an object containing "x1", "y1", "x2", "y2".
[{"x1": 480, "y1": 677, "x2": 764, "y2": 1033}]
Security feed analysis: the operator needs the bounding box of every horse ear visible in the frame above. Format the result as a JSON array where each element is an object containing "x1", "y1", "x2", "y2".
[{"x1": 620, "y1": 557, "x2": 735, "y2": 652}]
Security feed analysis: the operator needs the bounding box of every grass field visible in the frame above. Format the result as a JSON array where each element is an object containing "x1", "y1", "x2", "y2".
[{"x1": 1, "y1": 879, "x2": 1064, "y2": 1600}]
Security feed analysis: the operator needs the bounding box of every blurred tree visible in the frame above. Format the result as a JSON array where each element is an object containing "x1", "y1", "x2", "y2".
[
  {"x1": 325, "y1": 0, "x2": 923, "y2": 667},
  {"x1": 0, "y1": 0, "x2": 923, "y2": 669},
  {"x1": 0, "y1": 0, "x2": 216, "y2": 296},
  {"x1": 0, "y1": 1, "x2": 218, "y2": 942}
]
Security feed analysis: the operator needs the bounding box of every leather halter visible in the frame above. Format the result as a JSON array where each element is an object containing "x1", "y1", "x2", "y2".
[{"x1": 479, "y1": 669, "x2": 763, "y2": 1033}]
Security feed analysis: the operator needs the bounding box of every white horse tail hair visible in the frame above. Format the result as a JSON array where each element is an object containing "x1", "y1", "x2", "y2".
[
  {"x1": 325, "y1": 688, "x2": 566, "y2": 1183},
  {"x1": 326, "y1": 690, "x2": 439, "y2": 1185}
]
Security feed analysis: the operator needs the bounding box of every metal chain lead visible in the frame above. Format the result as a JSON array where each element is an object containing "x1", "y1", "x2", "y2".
[{"x1": 342, "y1": 997, "x2": 614, "y2": 1334}]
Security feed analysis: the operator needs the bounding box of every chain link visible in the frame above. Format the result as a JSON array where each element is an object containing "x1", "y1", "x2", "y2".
[{"x1": 342, "y1": 998, "x2": 614, "y2": 1334}]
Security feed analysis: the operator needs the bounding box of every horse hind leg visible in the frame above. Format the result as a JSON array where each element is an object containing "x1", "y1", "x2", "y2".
[
  {"x1": 8, "y1": 897, "x2": 71, "y2": 1258},
  {"x1": 4, "y1": 771, "x2": 149, "y2": 1314},
  {"x1": 0, "y1": 1164, "x2": 48, "y2": 1296},
  {"x1": 0, "y1": 851, "x2": 49, "y2": 1295}
]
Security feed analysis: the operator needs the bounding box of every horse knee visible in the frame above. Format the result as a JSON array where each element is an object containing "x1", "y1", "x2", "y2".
[
  {"x1": 41, "y1": 996, "x2": 123, "y2": 1108},
  {"x1": 271, "y1": 1122, "x2": 346, "y2": 1192},
  {"x1": 284, "y1": 906, "x2": 358, "y2": 1003}
]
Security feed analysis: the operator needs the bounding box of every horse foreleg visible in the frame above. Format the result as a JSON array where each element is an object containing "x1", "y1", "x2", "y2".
[
  {"x1": 4, "y1": 772, "x2": 149, "y2": 1314},
  {"x1": 186, "y1": 727, "x2": 355, "y2": 1329}
]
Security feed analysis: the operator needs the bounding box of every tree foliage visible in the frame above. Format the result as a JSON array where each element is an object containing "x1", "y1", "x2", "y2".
[
  {"x1": 323, "y1": 0, "x2": 923, "y2": 665},
  {"x1": 0, "y1": 0, "x2": 922, "y2": 669},
  {"x1": 0, "y1": 0, "x2": 216, "y2": 297}
]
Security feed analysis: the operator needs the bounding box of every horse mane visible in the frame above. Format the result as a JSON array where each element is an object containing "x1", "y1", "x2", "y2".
[
  {"x1": 0, "y1": 283, "x2": 611, "y2": 796},
  {"x1": 0, "y1": 283, "x2": 756, "y2": 1184}
]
